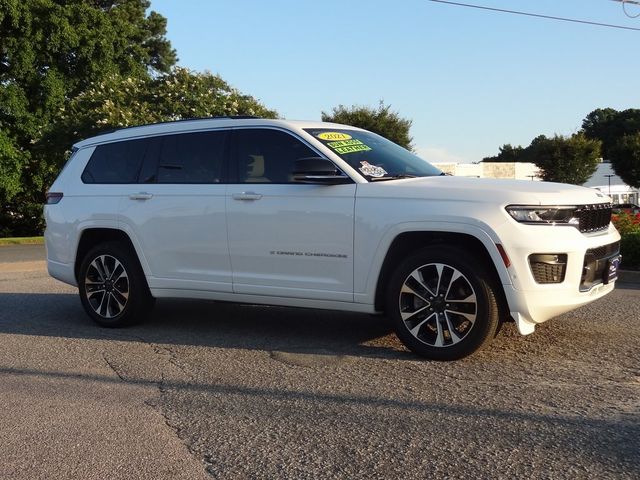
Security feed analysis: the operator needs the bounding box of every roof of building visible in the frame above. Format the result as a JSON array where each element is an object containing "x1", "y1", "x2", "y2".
[{"x1": 582, "y1": 162, "x2": 628, "y2": 188}]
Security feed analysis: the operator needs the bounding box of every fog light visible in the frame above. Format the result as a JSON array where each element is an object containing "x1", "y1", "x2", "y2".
[{"x1": 529, "y1": 254, "x2": 567, "y2": 284}]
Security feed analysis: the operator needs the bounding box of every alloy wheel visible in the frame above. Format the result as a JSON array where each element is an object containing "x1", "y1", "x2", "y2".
[
  {"x1": 84, "y1": 254, "x2": 130, "y2": 319},
  {"x1": 398, "y1": 263, "x2": 477, "y2": 348}
]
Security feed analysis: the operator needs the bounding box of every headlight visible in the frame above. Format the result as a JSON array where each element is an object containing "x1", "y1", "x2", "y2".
[{"x1": 506, "y1": 206, "x2": 580, "y2": 226}]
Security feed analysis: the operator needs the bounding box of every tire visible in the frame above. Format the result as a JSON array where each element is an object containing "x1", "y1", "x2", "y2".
[
  {"x1": 78, "y1": 241, "x2": 154, "y2": 327},
  {"x1": 386, "y1": 246, "x2": 501, "y2": 360}
]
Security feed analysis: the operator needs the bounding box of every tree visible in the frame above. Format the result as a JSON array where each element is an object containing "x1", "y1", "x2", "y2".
[
  {"x1": 0, "y1": 1, "x2": 278, "y2": 236},
  {"x1": 609, "y1": 133, "x2": 640, "y2": 189},
  {"x1": 582, "y1": 108, "x2": 640, "y2": 159},
  {"x1": 527, "y1": 134, "x2": 601, "y2": 185},
  {"x1": 0, "y1": 0, "x2": 177, "y2": 234},
  {"x1": 482, "y1": 144, "x2": 527, "y2": 163},
  {"x1": 321, "y1": 101, "x2": 414, "y2": 150},
  {"x1": 45, "y1": 67, "x2": 278, "y2": 157}
]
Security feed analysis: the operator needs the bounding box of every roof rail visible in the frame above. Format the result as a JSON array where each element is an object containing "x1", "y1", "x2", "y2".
[{"x1": 92, "y1": 115, "x2": 264, "y2": 137}]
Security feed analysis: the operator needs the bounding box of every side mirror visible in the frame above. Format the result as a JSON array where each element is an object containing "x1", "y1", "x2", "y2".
[{"x1": 292, "y1": 157, "x2": 352, "y2": 185}]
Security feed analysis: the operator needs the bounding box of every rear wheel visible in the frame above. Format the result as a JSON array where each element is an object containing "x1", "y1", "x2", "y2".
[
  {"x1": 386, "y1": 246, "x2": 501, "y2": 360},
  {"x1": 78, "y1": 241, "x2": 154, "y2": 327}
]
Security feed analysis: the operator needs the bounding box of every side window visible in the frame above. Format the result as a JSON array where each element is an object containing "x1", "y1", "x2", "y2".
[
  {"x1": 232, "y1": 129, "x2": 317, "y2": 184},
  {"x1": 155, "y1": 131, "x2": 227, "y2": 184},
  {"x1": 81, "y1": 138, "x2": 148, "y2": 184}
]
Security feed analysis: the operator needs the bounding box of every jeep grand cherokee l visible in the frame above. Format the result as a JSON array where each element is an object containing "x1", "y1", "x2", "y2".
[{"x1": 44, "y1": 117, "x2": 621, "y2": 360}]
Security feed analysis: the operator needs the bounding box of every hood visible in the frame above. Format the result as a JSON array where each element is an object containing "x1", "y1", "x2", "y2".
[{"x1": 357, "y1": 176, "x2": 610, "y2": 206}]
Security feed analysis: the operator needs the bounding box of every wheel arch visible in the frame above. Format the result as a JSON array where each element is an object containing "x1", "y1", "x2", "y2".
[
  {"x1": 74, "y1": 228, "x2": 144, "y2": 283},
  {"x1": 373, "y1": 231, "x2": 510, "y2": 316}
]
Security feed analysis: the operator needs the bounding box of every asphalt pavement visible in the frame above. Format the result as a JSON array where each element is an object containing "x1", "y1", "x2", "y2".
[
  {"x1": 0, "y1": 245, "x2": 638, "y2": 479},
  {"x1": 0, "y1": 243, "x2": 44, "y2": 263}
]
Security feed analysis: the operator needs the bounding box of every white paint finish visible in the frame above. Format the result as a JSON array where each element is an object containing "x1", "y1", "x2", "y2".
[
  {"x1": 45, "y1": 146, "x2": 125, "y2": 267},
  {"x1": 504, "y1": 281, "x2": 615, "y2": 329},
  {"x1": 356, "y1": 219, "x2": 510, "y2": 302},
  {"x1": 46, "y1": 259, "x2": 76, "y2": 286},
  {"x1": 493, "y1": 221, "x2": 620, "y2": 293},
  {"x1": 149, "y1": 288, "x2": 376, "y2": 314},
  {"x1": 225, "y1": 183, "x2": 356, "y2": 301},
  {"x1": 119, "y1": 184, "x2": 232, "y2": 290}
]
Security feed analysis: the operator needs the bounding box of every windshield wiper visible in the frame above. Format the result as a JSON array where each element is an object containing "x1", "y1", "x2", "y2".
[{"x1": 368, "y1": 174, "x2": 419, "y2": 182}]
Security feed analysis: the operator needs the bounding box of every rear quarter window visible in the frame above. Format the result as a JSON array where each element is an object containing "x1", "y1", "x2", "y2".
[{"x1": 81, "y1": 139, "x2": 148, "y2": 184}]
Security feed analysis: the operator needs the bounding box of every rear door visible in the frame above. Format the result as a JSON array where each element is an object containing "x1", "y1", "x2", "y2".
[
  {"x1": 225, "y1": 128, "x2": 356, "y2": 302},
  {"x1": 119, "y1": 129, "x2": 232, "y2": 292}
]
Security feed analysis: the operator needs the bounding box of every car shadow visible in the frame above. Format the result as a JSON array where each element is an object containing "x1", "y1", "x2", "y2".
[{"x1": 0, "y1": 292, "x2": 410, "y2": 360}]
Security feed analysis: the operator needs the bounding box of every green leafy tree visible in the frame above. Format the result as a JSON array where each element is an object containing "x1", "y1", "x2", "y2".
[
  {"x1": 0, "y1": 0, "x2": 177, "y2": 235},
  {"x1": 582, "y1": 108, "x2": 640, "y2": 159},
  {"x1": 45, "y1": 67, "x2": 278, "y2": 157},
  {"x1": 482, "y1": 144, "x2": 528, "y2": 163},
  {"x1": 321, "y1": 101, "x2": 414, "y2": 150},
  {"x1": 527, "y1": 134, "x2": 601, "y2": 185},
  {"x1": 609, "y1": 133, "x2": 640, "y2": 189},
  {"x1": 0, "y1": 1, "x2": 278, "y2": 236}
]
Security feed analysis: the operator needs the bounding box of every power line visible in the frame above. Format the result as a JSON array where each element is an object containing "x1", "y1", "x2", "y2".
[
  {"x1": 428, "y1": 0, "x2": 640, "y2": 31},
  {"x1": 610, "y1": 0, "x2": 640, "y2": 19},
  {"x1": 610, "y1": 0, "x2": 640, "y2": 6},
  {"x1": 617, "y1": 0, "x2": 640, "y2": 19}
]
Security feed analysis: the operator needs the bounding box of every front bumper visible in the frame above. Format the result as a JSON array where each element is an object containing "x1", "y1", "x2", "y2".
[
  {"x1": 505, "y1": 282, "x2": 615, "y2": 335},
  {"x1": 497, "y1": 222, "x2": 621, "y2": 335}
]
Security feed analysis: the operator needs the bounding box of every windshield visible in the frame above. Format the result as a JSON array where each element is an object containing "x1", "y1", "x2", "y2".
[{"x1": 304, "y1": 128, "x2": 442, "y2": 180}]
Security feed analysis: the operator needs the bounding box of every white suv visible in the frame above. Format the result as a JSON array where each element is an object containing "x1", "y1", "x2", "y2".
[{"x1": 44, "y1": 117, "x2": 621, "y2": 360}]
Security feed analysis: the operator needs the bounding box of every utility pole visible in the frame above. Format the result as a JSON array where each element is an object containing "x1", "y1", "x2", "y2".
[{"x1": 604, "y1": 174, "x2": 615, "y2": 197}]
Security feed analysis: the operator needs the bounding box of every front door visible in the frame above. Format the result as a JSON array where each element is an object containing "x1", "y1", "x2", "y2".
[{"x1": 226, "y1": 128, "x2": 356, "y2": 302}]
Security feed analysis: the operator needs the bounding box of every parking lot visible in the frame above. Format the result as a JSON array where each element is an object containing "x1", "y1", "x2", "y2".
[{"x1": 1, "y1": 245, "x2": 638, "y2": 479}]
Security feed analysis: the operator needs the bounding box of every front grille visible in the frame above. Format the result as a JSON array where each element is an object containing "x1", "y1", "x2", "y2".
[
  {"x1": 529, "y1": 254, "x2": 567, "y2": 284},
  {"x1": 580, "y1": 241, "x2": 621, "y2": 291},
  {"x1": 576, "y1": 204, "x2": 612, "y2": 233},
  {"x1": 587, "y1": 241, "x2": 620, "y2": 259}
]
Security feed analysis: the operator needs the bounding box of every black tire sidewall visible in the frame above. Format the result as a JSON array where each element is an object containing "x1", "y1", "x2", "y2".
[
  {"x1": 78, "y1": 241, "x2": 150, "y2": 327},
  {"x1": 386, "y1": 246, "x2": 500, "y2": 360}
]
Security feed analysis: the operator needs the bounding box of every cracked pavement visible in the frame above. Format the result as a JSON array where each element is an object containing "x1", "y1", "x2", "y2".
[{"x1": 0, "y1": 245, "x2": 639, "y2": 479}]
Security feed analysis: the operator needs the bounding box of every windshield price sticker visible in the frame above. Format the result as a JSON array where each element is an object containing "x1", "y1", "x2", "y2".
[
  {"x1": 317, "y1": 132, "x2": 352, "y2": 141},
  {"x1": 326, "y1": 138, "x2": 372, "y2": 155},
  {"x1": 359, "y1": 161, "x2": 387, "y2": 177}
]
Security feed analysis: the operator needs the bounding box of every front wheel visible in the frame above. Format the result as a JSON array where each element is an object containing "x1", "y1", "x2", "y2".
[
  {"x1": 78, "y1": 241, "x2": 154, "y2": 327},
  {"x1": 386, "y1": 246, "x2": 501, "y2": 360}
]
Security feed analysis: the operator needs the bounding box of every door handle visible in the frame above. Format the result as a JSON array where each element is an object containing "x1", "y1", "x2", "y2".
[
  {"x1": 232, "y1": 192, "x2": 263, "y2": 201},
  {"x1": 129, "y1": 192, "x2": 154, "y2": 200}
]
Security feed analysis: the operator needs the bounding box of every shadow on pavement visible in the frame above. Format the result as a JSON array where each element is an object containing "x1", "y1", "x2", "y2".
[{"x1": 0, "y1": 292, "x2": 407, "y2": 360}]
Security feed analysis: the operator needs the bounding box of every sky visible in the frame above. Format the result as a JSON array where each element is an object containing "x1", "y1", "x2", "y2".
[{"x1": 149, "y1": 0, "x2": 640, "y2": 163}]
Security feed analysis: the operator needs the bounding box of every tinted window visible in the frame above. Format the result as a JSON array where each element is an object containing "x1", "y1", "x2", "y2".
[
  {"x1": 156, "y1": 131, "x2": 226, "y2": 184},
  {"x1": 232, "y1": 129, "x2": 317, "y2": 183},
  {"x1": 81, "y1": 139, "x2": 148, "y2": 184}
]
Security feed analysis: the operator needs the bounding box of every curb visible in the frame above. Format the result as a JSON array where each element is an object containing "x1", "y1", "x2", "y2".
[{"x1": 618, "y1": 269, "x2": 640, "y2": 285}]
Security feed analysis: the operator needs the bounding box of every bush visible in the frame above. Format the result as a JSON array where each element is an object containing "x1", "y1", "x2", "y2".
[
  {"x1": 620, "y1": 233, "x2": 640, "y2": 270},
  {"x1": 611, "y1": 214, "x2": 640, "y2": 269},
  {"x1": 611, "y1": 213, "x2": 640, "y2": 235}
]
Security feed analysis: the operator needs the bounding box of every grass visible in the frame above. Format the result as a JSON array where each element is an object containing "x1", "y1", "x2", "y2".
[{"x1": 0, "y1": 236, "x2": 44, "y2": 246}]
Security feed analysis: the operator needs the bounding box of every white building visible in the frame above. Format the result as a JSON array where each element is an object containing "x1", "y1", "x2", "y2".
[
  {"x1": 582, "y1": 162, "x2": 639, "y2": 206},
  {"x1": 432, "y1": 160, "x2": 639, "y2": 206},
  {"x1": 432, "y1": 162, "x2": 541, "y2": 181}
]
